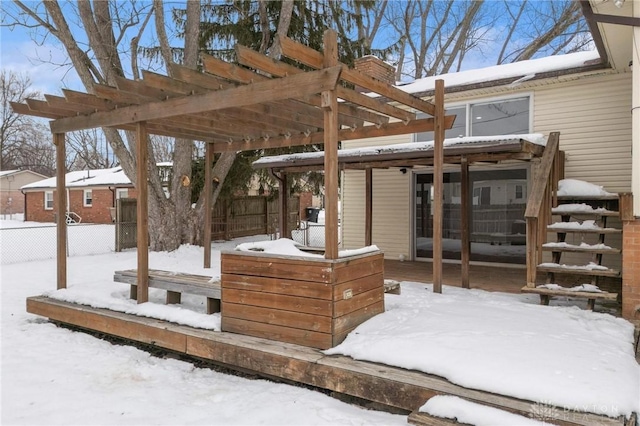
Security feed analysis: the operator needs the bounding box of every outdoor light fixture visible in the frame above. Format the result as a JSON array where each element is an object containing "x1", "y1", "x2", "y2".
[{"x1": 613, "y1": 0, "x2": 624, "y2": 8}]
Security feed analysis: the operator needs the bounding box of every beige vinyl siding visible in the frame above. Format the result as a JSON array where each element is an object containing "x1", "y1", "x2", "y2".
[
  {"x1": 342, "y1": 134, "x2": 412, "y2": 259},
  {"x1": 341, "y1": 70, "x2": 632, "y2": 263},
  {"x1": 534, "y1": 72, "x2": 632, "y2": 193}
]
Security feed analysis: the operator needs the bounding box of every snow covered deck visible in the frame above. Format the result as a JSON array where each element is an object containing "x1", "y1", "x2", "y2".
[{"x1": 25, "y1": 295, "x2": 636, "y2": 426}]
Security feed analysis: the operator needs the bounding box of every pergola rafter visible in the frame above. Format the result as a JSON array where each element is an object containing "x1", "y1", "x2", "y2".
[{"x1": 10, "y1": 29, "x2": 452, "y2": 301}]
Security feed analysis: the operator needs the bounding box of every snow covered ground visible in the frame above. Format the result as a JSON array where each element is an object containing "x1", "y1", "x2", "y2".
[{"x1": 2, "y1": 218, "x2": 639, "y2": 424}]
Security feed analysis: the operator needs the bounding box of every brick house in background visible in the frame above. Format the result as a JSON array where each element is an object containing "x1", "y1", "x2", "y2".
[
  {"x1": 21, "y1": 167, "x2": 137, "y2": 224},
  {"x1": 1, "y1": 169, "x2": 49, "y2": 217}
]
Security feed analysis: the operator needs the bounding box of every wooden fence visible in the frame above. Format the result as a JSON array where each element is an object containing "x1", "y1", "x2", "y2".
[
  {"x1": 114, "y1": 196, "x2": 299, "y2": 249},
  {"x1": 211, "y1": 195, "x2": 299, "y2": 240}
]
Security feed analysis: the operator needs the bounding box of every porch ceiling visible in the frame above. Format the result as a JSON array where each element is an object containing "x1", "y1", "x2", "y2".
[{"x1": 10, "y1": 35, "x2": 451, "y2": 153}]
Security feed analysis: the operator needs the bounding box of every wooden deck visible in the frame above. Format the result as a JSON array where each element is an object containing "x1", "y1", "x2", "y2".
[
  {"x1": 384, "y1": 260, "x2": 528, "y2": 294},
  {"x1": 26, "y1": 296, "x2": 630, "y2": 426}
]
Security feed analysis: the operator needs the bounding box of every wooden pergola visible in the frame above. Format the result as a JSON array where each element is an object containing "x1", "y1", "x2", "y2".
[{"x1": 11, "y1": 29, "x2": 453, "y2": 302}]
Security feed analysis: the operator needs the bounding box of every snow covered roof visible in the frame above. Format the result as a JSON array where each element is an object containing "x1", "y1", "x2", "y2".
[
  {"x1": 21, "y1": 167, "x2": 132, "y2": 190},
  {"x1": 397, "y1": 50, "x2": 601, "y2": 95},
  {"x1": 0, "y1": 170, "x2": 20, "y2": 177},
  {"x1": 253, "y1": 134, "x2": 547, "y2": 170}
]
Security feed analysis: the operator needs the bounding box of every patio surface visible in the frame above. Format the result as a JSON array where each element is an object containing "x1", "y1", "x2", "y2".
[{"x1": 384, "y1": 260, "x2": 527, "y2": 293}]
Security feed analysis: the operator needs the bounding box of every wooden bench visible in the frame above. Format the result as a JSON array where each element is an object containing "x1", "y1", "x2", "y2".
[
  {"x1": 521, "y1": 285, "x2": 618, "y2": 310},
  {"x1": 114, "y1": 269, "x2": 221, "y2": 314}
]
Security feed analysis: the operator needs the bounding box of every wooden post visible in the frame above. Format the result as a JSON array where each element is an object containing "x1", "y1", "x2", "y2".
[
  {"x1": 620, "y1": 193, "x2": 634, "y2": 221},
  {"x1": 432, "y1": 79, "x2": 445, "y2": 293},
  {"x1": 54, "y1": 133, "x2": 67, "y2": 290},
  {"x1": 526, "y1": 217, "x2": 538, "y2": 287},
  {"x1": 203, "y1": 143, "x2": 213, "y2": 268},
  {"x1": 136, "y1": 122, "x2": 149, "y2": 304},
  {"x1": 279, "y1": 172, "x2": 289, "y2": 239},
  {"x1": 322, "y1": 29, "x2": 340, "y2": 259},
  {"x1": 365, "y1": 167, "x2": 372, "y2": 246},
  {"x1": 460, "y1": 157, "x2": 470, "y2": 289}
]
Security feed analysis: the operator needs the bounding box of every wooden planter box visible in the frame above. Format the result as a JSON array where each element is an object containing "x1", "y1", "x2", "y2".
[{"x1": 220, "y1": 250, "x2": 385, "y2": 349}]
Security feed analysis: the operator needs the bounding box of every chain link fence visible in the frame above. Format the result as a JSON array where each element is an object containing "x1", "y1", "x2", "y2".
[
  {"x1": 1, "y1": 223, "x2": 116, "y2": 265},
  {"x1": 291, "y1": 221, "x2": 342, "y2": 248}
]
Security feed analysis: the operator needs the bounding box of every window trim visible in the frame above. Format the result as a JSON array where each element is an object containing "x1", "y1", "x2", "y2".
[
  {"x1": 83, "y1": 189, "x2": 93, "y2": 207},
  {"x1": 116, "y1": 188, "x2": 129, "y2": 199},
  {"x1": 44, "y1": 191, "x2": 54, "y2": 210}
]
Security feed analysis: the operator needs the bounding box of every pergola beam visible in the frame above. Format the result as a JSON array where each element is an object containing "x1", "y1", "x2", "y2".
[
  {"x1": 277, "y1": 35, "x2": 437, "y2": 116},
  {"x1": 50, "y1": 66, "x2": 342, "y2": 133},
  {"x1": 213, "y1": 115, "x2": 455, "y2": 152}
]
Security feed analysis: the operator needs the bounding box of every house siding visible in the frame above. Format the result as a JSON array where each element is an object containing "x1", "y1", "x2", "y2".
[
  {"x1": 1, "y1": 171, "x2": 48, "y2": 215},
  {"x1": 341, "y1": 71, "x2": 633, "y2": 262}
]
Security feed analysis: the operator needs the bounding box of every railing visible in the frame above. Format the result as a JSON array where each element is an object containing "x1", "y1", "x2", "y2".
[{"x1": 524, "y1": 132, "x2": 562, "y2": 287}]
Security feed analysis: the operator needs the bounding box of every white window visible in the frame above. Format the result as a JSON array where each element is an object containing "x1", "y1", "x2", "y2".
[
  {"x1": 116, "y1": 188, "x2": 129, "y2": 199},
  {"x1": 83, "y1": 189, "x2": 93, "y2": 207},
  {"x1": 44, "y1": 191, "x2": 54, "y2": 210},
  {"x1": 415, "y1": 95, "x2": 531, "y2": 142}
]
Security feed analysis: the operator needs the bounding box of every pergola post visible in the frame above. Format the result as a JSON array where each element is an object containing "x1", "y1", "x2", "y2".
[
  {"x1": 279, "y1": 172, "x2": 289, "y2": 239},
  {"x1": 203, "y1": 143, "x2": 213, "y2": 268},
  {"x1": 136, "y1": 122, "x2": 149, "y2": 304},
  {"x1": 54, "y1": 133, "x2": 66, "y2": 290},
  {"x1": 460, "y1": 156, "x2": 471, "y2": 289},
  {"x1": 432, "y1": 80, "x2": 445, "y2": 293},
  {"x1": 365, "y1": 167, "x2": 373, "y2": 246},
  {"x1": 322, "y1": 29, "x2": 340, "y2": 259}
]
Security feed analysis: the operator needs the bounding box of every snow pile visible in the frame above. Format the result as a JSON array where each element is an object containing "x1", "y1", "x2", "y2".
[
  {"x1": 552, "y1": 203, "x2": 612, "y2": 214},
  {"x1": 420, "y1": 396, "x2": 545, "y2": 426},
  {"x1": 548, "y1": 220, "x2": 604, "y2": 230},
  {"x1": 542, "y1": 242, "x2": 613, "y2": 250},
  {"x1": 326, "y1": 282, "x2": 639, "y2": 418},
  {"x1": 539, "y1": 262, "x2": 610, "y2": 271},
  {"x1": 557, "y1": 179, "x2": 615, "y2": 197},
  {"x1": 537, "y1": 283, "x2": 603, "y2": 293},
  {"x1": 234, "y1": 238, "x2": 379, "y2": 258}
]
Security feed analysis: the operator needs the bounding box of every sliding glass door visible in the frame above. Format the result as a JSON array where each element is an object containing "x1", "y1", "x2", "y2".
[{"x1": 414, "y1": 167, "x2": 528, "y2": 265}]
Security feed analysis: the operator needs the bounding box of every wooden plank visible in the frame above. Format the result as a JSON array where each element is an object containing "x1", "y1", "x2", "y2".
[
  {"x1": 432, "y1": 80, "x2": 445, "y2": 294},
  {"x1": 365, "y1": 168, "x2": 372, "y2": 247},
  {"x1": 333, "y1": 274, "x2": 385, "y2": 301},
  {"x1": 54, "y1": 133, "x2": 66, "y2": 290},
  {"x1": 277, "y1": 35, "x2": 437, "y2": 116},
  {"x1": 221, "y1": 273, "x2": 332, "y2": 299},
  {"x1": 551, "y1": 209, "x2": 619, "y2": 217},
  {"x1": 546, "y1": 226, "x2": 621, "y2": 234},
  {"x1": 542, "y1": 245, "x2": 621, "y2": 254},
  {"x1": 221, "y1": 317, "x2": 332, "y2": 349},
  {"x1": 619, "y1": 193, "x2": 634, "y2": 221},
  {"x1": 333, "y1": 287, "x2": 384, "y2": 318},
  {"x1": 118, "y1": 277, "x2": 221, "y2": 299},
  {"x1": 203, "y1": 143, "x2": 213, "y2": 268},
  {"x1": 222, "y1": 302, "x2": 332, "y2": 334},
  {"x1": 460, "y1": 157, "x2": 470, "y2": 289},
  {"x1": 521, "y1": 286, "x2": 618, "y2": 300},
  {"x1": 217, "y1": 115, "x2": 454, "y2": 152},
  {"x1": 136, "y1": 122, "x2": 149, "y2": 304},
  {"x1": 221, "y1": 253, "x2": 333, "y2": 283},
  {"x1": 50, "y1": 66, "x2": 342, "y2": 133},
  {"x1": 525, "y1": 132, "x2": 560, "y2": 219},
  {"x1": 536, "y1": 265, "x2": 620, "y2": 278},
  {"x1": 408, "y1": 410, "x2": 473, "y2": 426},
  {"x1": 333, "y1": 253, "x2": 384, "y2": 283},
  {"x1": 332, "y1": 301, "x2": 385, "y2": 335},
  {"x1": 278, "y1": 172, "x2": 288, "y2": 239},
  {"x1": 26, "y1": 297, "x2": 187, "y2": 352},
  {"x1": 222, "y1": 288, "x2": 332, "y2": 316}
]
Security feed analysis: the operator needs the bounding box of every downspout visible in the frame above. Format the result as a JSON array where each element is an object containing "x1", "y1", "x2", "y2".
[
  {"x1": 21, "y1": 189, "x2": 26, "y2": 222},
  {"x1": 633, "y1": 2, "x2": 640, "y2": 216}
]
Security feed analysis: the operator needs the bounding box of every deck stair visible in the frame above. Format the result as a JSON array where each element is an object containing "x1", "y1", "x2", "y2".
[{"x1": 522, "y1": 195, "x2": 621, "y2": 310}]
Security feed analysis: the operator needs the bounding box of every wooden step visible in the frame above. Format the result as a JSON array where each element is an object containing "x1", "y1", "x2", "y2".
[
  {"x1": 551, "y1": 208, "x2": 619, "y2": 217},
  {"x1": 546, "y1": 225, "x2": 621, "y2": 234},
  {"x1": 522, "y1": 285, "x2": 618, "y2": 301},
  {"x1": 537, "y1": 264, "x2": 620, "y2": 278},
  {"x1": 557, "y1": 195, "x2": 619, "y2": 201},
  {"x1": 542, "y1": 243, "x2": 621, "y2": 255}
]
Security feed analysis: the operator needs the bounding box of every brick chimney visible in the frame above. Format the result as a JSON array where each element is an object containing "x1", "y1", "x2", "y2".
[{"x1": 353, "y1": 55, "x2": 396, "y2": 86}]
